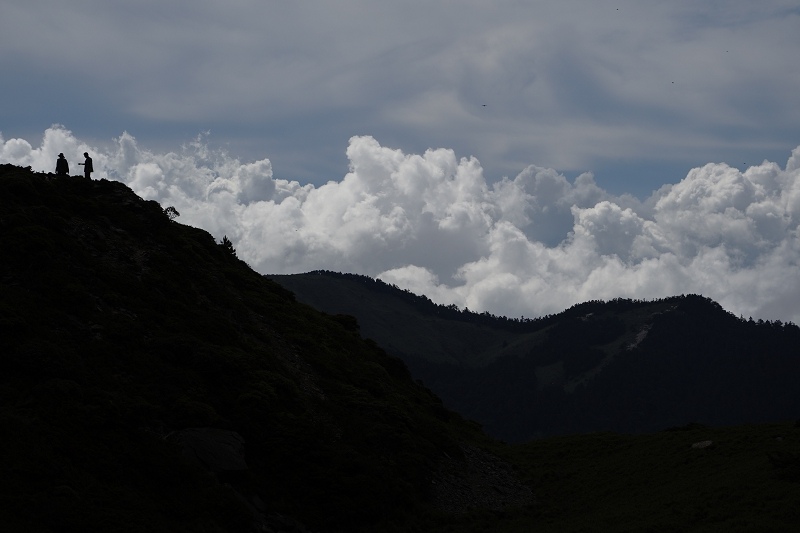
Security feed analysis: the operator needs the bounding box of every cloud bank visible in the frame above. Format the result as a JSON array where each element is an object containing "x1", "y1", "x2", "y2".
[{"x1": 4, "y1": 126, "x2": 800, "y2": 324}]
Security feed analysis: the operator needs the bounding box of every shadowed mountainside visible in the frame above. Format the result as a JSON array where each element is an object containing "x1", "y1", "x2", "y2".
[
  {"x1": 269, "y1": 271, "x2": 800, "y2": 441},
  {"x1": 0, "y1": 165, "x2": 532, "y2": 532}
]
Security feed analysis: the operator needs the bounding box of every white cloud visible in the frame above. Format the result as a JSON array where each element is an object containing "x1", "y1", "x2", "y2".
[{"x1": 4, "y1": 126, "x2": 800, "y2": 325}]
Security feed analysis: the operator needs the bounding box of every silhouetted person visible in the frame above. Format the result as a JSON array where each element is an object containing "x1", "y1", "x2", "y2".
[
  {"x1": 79, "y1": 152, "x2": 93, "y2": 179},
  {"x1": 55, "y1": 153, "x2": 69, "y2": 176}
]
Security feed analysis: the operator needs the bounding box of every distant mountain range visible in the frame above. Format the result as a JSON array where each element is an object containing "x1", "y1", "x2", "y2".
[{"x1": 269, "y1": 271, "x2": 800, "y2": 442}]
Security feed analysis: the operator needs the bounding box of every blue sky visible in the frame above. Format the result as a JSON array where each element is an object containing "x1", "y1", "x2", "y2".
[{"x1": 3, "y1": 1, "x2": 800, "y2": 322}]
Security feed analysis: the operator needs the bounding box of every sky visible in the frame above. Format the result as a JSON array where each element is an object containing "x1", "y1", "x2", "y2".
[{"x1": 2, "y1": 1, "x2": 800, "y2": 323}]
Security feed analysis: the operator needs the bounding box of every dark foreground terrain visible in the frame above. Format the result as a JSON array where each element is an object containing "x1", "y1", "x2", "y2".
[{"x1": 2, "y1": 164, "x2": 800, "y2": 532}]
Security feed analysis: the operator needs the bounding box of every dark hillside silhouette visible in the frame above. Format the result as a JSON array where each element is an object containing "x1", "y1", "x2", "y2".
[{"x1": 0, "y1": 164, "x2": 532, "y2": 532}]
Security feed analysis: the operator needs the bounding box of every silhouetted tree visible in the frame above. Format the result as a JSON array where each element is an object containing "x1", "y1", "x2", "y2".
[
  {"x1": 163, "y1": 206, "x2": 180, "y2": 220},
  {"x1": 220, "y1": 235, "x2": 237, "y2": 257}
]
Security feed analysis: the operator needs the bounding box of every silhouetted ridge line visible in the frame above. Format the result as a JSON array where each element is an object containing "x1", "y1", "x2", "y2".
[{"x1": 302, "y1": 270, "x2": 797, "y2": 331}]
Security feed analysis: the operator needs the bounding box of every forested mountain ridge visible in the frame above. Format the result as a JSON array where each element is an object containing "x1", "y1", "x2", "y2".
[
  {"x1": 269, "y1": 271, "x2": 800, "y2": 441},
  {"x1": 0, "y1": 165, "x2": 531, "y2": 532}
]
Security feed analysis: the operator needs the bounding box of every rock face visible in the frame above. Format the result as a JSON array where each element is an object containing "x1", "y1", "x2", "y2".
[{"x1": 168, "y1": 428, "x2": 248, "y2": 473}]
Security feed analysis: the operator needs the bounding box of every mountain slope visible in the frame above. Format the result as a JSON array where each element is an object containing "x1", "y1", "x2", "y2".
[
  {"x1": 269, "y1": 271, "x2": 800, "y2": 441},
  {"x1": 0, "y1": 165, "x2": 530, "y2": 532}
]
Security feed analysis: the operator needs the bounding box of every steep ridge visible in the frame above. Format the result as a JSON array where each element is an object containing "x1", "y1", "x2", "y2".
[
  {"x1": 269, "y1": 271, "x2": 800, "y2": 442},
  {"x1": 0, "y1": 165, "x2": 532, "y2": 532}
]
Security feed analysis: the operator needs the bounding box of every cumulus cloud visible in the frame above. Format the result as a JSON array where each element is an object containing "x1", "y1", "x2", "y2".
[{"x1": 4, "y1": 126, "x2": 800, "y2": 324}]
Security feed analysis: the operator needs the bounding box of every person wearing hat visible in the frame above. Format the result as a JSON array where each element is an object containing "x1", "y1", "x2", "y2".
[
  {"x1": 79, "y1": 152, "x2": 93, "y2": 179},
  {"x1": 55, "y1": 153, "x2": 69, "y2": 176}
]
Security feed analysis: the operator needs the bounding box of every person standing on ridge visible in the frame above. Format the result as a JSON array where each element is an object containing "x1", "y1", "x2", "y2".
[
  {"x1": 79, "y1": 152, "x2": 93, "y2": 179},
  {"x1": 55, "y1": 153, "x2": 69, "y2": 176}
]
